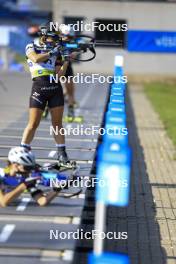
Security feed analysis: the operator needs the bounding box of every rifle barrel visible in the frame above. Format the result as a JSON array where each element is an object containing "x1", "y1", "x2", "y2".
[{"x1": 95, "y1": 41, "x2": 123, "y2": 47}]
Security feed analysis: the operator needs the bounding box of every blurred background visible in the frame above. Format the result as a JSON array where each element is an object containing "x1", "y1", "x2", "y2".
[
  {"x1": 1, "y1": 0, "x2": 176, "y2": 143},
  {"x1": 1, "y1": 0, "x2": 176, "y2": 78},
  {"x1": 0, "y1": 1, "x2": 176, "y2": 263}
]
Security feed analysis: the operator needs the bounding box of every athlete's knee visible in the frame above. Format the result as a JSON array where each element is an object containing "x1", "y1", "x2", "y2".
[
  {"x1": 27, "y1": 121, "x2": 40, "y2": 131},
  {"x1": 52, "y1": 122, "x2": 63, "y2": 130},
  {"x1": 51, "y1": 116, "x2": 63, "y2": 127}
]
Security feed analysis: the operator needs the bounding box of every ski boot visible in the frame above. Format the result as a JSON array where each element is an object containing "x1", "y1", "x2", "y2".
[
  {"x1": 57, "y1": 147, "x2": 77, "y2": 170},
  {"x1": 68, "y1": 105, "x2": 75, "y2": 118},
  {"x1": 63, "y1": 105, "x2": 74, "y2": 123},
  {"x1": 64, "y1": 105, "x2": 83, "y2": 123}
]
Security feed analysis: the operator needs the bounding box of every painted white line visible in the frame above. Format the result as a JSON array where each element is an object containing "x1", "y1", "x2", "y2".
[
  {"x1": 0, "y1": 157, "x2": 92, "y2": 164},
  {"x1": 40, "y1": 257, "x2": 60, "y2": 262},
  {"x1": 0, "y1": 134, "x2": 97, "y2": 142},
  {"x1": 0, "y1": 224, "x2": 15, "y2": 243},
  {"x1": 48, "y1": 150, "x2": 57, "y2": 158},
  {"x1": 16, "y1": 197, "x2": 31, "y2": 211}
]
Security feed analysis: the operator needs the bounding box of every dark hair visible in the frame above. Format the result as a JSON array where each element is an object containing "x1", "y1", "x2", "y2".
[{"x1": 7, "y1": 160, "x2": 11, "y2": 166}]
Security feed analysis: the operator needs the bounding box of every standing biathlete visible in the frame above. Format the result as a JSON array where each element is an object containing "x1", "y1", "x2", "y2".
[{"x1": 21, "y1": 28, "x2": 72, "y2": 166}]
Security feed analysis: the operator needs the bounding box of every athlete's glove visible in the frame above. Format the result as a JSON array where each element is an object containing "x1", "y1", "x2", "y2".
[
  {"x1": 24, "y1": 177, "x2": 40, "y2": 189},
  {"x1": 62, "y1": 49, "x2": 70, "y2": 61},
  {"x1": 53, "y1": 186, "x2": 62, "y2": 192},
  {"x1": 49, "y1": 46, "x2": 60, "y2": 57}
]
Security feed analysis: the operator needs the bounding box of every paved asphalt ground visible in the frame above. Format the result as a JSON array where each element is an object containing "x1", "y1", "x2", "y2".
[
  {"x1": 0, "y1": 72, "x2": 108, "y2": 264},
  {"x1": 73, "y1": 84, "x2": 176, "y2": 264},
  {"x1": 0, "y1": 73, "x2": 175, "y2": 264}
]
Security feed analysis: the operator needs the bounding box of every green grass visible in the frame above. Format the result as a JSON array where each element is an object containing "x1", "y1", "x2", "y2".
[{"x1": 144, "y1": 82, "x2": 176, "y2": 146}]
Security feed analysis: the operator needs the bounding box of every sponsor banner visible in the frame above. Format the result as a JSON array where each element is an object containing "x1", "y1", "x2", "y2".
[{"x1": 128, "y1": 30, "x2": 176, "y2": 53}]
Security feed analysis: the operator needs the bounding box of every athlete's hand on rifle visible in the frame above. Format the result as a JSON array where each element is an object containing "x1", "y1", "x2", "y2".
[
  {"x1": 48, "y1": 46, "x2": 60, "y2": 57},
  {"x1": 49, "y1": 35, "x2": 96, "y2": 62},
  {"x1": 69, "y1": 51, "x2": 79, "y2": 61},
  {"x1": 60, "y1": 49, "x2": 72, "y2": 61},
  {"x1": 24, "y1": 177, "x2": 40, "y2": 189},
  {"x1": 62, "y1": 50, "x2": 80, "y2": 62}
]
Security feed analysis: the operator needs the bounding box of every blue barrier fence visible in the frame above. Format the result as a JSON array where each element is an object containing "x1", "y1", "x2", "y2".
[{"x1": 89, "y1": 55, "x2": 131, "y2": 264}]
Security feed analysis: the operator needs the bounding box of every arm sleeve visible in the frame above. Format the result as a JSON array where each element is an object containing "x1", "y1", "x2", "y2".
[{"x1": 25, "y1": 43, "x2": 35, "y2": 57}]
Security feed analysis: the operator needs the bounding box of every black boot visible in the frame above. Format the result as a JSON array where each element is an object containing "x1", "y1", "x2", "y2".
[{"x1": 57, "y1": 146, "x2": 69, "y2": 165}]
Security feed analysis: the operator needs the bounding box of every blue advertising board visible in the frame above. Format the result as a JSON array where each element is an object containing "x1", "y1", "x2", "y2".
[{"x1": 128, "y1": 30, "x2": 176, "y2": 53}]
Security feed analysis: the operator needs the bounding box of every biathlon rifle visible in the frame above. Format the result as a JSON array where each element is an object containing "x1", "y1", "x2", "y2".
[{"x1": 56, "y1": 35, "x2": 123, "y2": 62}]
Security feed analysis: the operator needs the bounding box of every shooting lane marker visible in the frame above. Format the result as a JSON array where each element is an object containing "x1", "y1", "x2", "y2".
[
  {"x1": 16, "y1": 197, "x2": 31, "y2": 211},
  {"x1": 72, "y1": 217, "x2": 80, "y2": 225},
  {"x1": 63, "y1": 250, "x2": 74, "y2": 261},
  {"x1": 0, "y1": 224, "x2": 15, "y2": 242},
  {"x1": 78, "y1": 193, "x2": 85, "y2": 199}
]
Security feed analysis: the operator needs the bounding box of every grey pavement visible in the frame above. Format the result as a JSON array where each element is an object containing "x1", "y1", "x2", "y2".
[
  {"x1": 0, "y1": 72, "x2": 108, "y2": 264},
  {"x1": 2, "y1": 73, "x2": 175, "y2": 264}
]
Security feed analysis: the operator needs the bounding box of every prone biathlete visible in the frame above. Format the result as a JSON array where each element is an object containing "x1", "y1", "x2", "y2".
[
  {"x1": 0, "y1": 147, "x2": 60, "y2": 207},
  {"x1": 20, "y1": 27, "x2": 72, "y2": 166}
]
